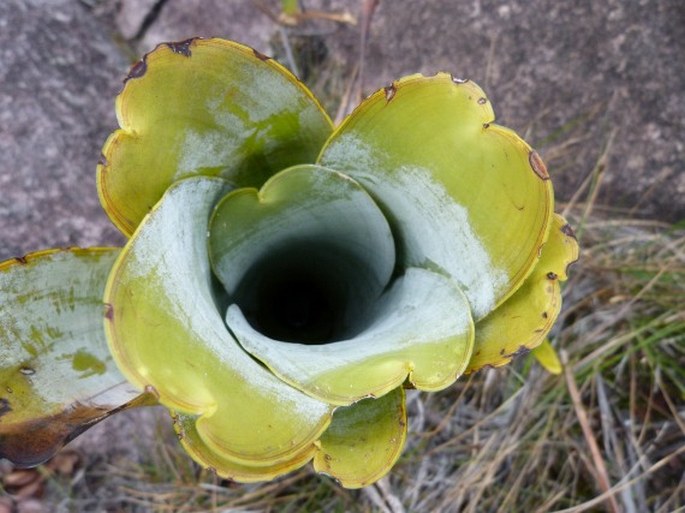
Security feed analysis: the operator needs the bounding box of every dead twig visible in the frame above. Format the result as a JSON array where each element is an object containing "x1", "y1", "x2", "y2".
[{"x1": 562, "y1": 350, "x2": 621, "y2": 513}]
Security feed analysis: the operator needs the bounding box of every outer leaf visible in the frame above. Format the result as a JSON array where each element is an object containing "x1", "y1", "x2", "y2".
[
  {"x1": 466, "y1": 214, "x2": 579, "y2": 373},
  {"x1": 228, "y1": 268, "x2": 474, "y2": 405},
  {"x1": 98, "y1": 37, "x2": 333, "y2": 236},
  {"x1": 172, "y1": 412, "x2": 317, "y2": 483},
  {"x1": 105, "y1": 177, "x2": 333, "y2": 466},
  {"x1": 209, "y1": 164, "x2": 395, "y2": 342},
  {"x1": 319, "y1": 74, "x2": 554, "y2": 319},
  {"x1": 0, "y1": 248, "x2": 149, "y2": 467},
  {"x1": 531, "y1": 339, "x2": 562, "y2": 375},
  {"x1": 313, "y1": 387, "x2": 407, "y2": 488},
  {"x1": 176, "y1": 389, "x2": 407, "y2": 487}
]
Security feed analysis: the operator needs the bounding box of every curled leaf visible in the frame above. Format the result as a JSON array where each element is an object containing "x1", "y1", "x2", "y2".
[
  {"x1": 0, "y1": 249, "x2": 151, "y2": 467},
  {"x1": 98, "y1": 38, "x2": 333, "y2": 236},
  {"x1": 467, "y1": 214, "x2": 579, "y2": 373}
]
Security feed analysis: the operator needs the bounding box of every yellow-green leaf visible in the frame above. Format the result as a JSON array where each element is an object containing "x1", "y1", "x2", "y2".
[
  {"x1": 466, "y1": 214, "x2": 579, "y2": 373},
  {"x1": 105, "y1": 177, "x2": 333, "y2": 466},
  {"x1": 173, "y1": 412, "x2": 317, "y2": 482},
  {"x1": 319, "y1": 74, "x2": 554, "y2": 320},
  {"x1": 0, "y1": 248, "x2": 150, "y2": 467},
  {"x1": 313, "y1": 387, "x2": 407, "y2": 488},
  {"x1": 98, "y1": 37, "x2": 332, "y2": 236},
  {"x1": 209, "y1": 164, "x2": 395, "y2": 344},
  {"x1": 531, "y1": 339, "x2": 562, "y2": 375},
  {"x1": 229, "y1": 268, "x2": 474, "y2": 405}
]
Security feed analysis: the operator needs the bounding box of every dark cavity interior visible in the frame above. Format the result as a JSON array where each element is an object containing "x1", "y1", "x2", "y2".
[{"x1": 231, "y1": 241, "x2": 379, "y2": 344}]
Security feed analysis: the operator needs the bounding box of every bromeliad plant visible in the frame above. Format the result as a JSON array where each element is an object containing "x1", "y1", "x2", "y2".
[{"x1": 0, "y1": 38, "x2": 578, "y2": 488}]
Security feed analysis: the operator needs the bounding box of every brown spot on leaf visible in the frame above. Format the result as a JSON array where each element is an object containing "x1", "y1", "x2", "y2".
[
  {"x1": 499, "y1": 348, "x2": 506, "y2": 355},
  {"x1": 14, "y1": 256, "x2": 28, "y2": 265},
  {"x1": 0, "y1": 391, "x2": 157, "y2": 468},
  {"x1": 252, "y1": 48, "x2": 271, "y2": 61},
  {"x1": 165, "y1": 38, "x2": 196, "y2": 57},
  {"x1": 542, "y1": 312, "x2": 549, "y2": 319},
  {"x1": 384, "y1": 83, "x2": 397, "y2": 102},
  {"x1": 125, "y1": 58, "x2": 147, "y2": 82},
  {"x1": 561, "y1": 223, "x2": 577, "y2": 239},
  {"x1": 505, "y1": 346, "x2": 531, "y2": 359},
  {"x1": 547, "y1": 272, "x2": 558, "y2": 280},
  {"x1": 529, "y1": 150, "x2": 550, "y2": 180},
  {"x1": 104, "y1": 303, "x2": 114, "y2": 321},
  {"x1": 0, "y1": 402, "x2": 108, "y2": 467},
  {"x1": 483, "y1": 123, "x2": 490, "y2": 129},
  {"x1": 477, "y1": 97, "x2": 487, "y2": 105},
  {"x1": 0, "y1": 398, "x2": 11, "y2": 418}
]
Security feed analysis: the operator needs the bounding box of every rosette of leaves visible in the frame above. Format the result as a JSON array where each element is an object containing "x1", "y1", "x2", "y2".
[{"x1": 0, "y1": 38, "x2": 578, "y2": 488}]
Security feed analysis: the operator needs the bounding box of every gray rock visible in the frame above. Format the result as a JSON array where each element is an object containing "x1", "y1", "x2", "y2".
[
  {"x1": 115, "y1": 0, "x2": 160, "y2": 40},
  {"x1": 0, "y1": 0, "x2": 127, "y2": 261},
  {"x1": 362, "y1": 0, "x2": 685, "y2": 221},
  {"x1": 107, "y1": 0, "x2": 684, "y2": 221},
  {"x1": 136, "y1": 0, "x2": 277, "y2": 54}
]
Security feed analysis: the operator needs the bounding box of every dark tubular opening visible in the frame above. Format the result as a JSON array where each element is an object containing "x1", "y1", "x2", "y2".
[{"x1": 232, "y1": 241, "x2": 380, "y2": 344}]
